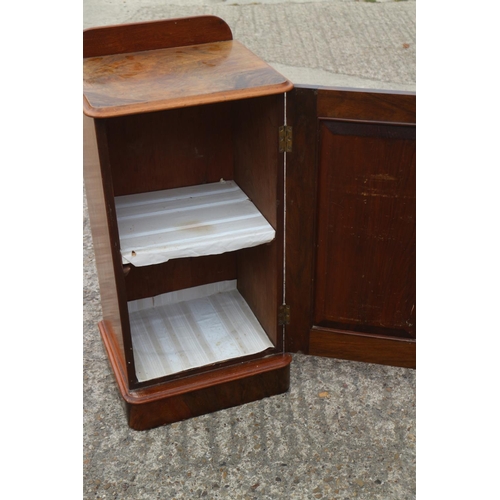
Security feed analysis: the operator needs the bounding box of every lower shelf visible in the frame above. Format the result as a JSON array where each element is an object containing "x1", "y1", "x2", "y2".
[
  {"x1": 99, "y1": 319, "x2": 291, "y2": 430},
  {"x1": 128, "y1": 280, "x2": 274, "y2": 382}
]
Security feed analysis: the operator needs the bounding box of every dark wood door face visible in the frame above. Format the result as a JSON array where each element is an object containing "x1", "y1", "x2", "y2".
[
  {"x1": 285, "y1": 87, "x2": 416, "y2": 367},
  {"x1": 314, "y1": 118, "x2": 416, "y2": 339}
]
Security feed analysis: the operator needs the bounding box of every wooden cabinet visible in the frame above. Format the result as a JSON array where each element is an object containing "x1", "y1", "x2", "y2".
[{"x1": 83, "y1": 16, "x2": 415, "y2": 430}]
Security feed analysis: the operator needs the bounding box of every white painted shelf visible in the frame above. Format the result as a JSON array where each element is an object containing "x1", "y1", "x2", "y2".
[
  {"x1": 115, "y1": 180, "x2": 275, "y2": 267},
  {"x1": 128, "y1": 281, "x2": 274, "y2": 382}
]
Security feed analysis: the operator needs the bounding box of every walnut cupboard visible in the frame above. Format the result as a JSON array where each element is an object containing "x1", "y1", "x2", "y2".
[{"x1": 83, "y1": 16, "x2": 416, "y2": 430}]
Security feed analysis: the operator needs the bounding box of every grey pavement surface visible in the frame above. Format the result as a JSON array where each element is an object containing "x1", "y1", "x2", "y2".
[
  {"x1": 83, "y1": 1, "x2": 416, "y2": 499},
  {"x1": 83, "y1": 0, "x2": 416, "y2": 91}
]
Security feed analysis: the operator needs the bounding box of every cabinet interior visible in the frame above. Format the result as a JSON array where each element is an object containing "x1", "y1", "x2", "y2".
[{"x1": 99, "y1": 94, "x2": 284, "y2": 383}]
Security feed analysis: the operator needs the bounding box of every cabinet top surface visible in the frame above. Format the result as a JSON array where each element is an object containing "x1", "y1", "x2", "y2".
[{"x1": 83, "y1": 40, "x2": 292, "y2": 117}]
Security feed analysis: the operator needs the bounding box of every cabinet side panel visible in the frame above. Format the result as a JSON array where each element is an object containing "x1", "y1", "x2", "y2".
[
  {"x1": 83, "y1": 115, "x2": 136, "y2": 384},
  {"x1": 233, "y1": 95, "x2": 284, "y2": 347},
  {"x1": 233, "y1": 95, "x2": 283, "y2": 228},
  {"x1": 237, "y1": 243, "x2": 280, "y2": 347}
]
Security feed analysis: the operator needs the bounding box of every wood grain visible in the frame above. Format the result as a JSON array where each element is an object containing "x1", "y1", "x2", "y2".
[
  {"x1": 314, "y1": 119, "x2": 416, "y2": 338},
  {"x1": 238, "y1": 242, "x2": 281, "y2": 348},
  {"x1": 233, "y1": 94, "x2": 285, "y2": 348},
  {"x1": 317, "y1": 88, "x2": 415, "y2": 123},
  {"x1": 285, "y1": 87, "x2": 416, "y2": 367},
  {"x1": 84, "y1": 41, "x2": 292, "y2": 117},
  {"x1": 233, "y1": 95, "x2": 284, "y2": 228},
  {"x1": 83, "y1": 115, "x2": 138, "y2": 385},
  {"x1": 310, "y1": 327, "x2": 415, "y2": 369},
  {"x1": 83, "y1": 16, "x2": 233, "y2": 58},
  {"x1": 125, "y1": 253, "x2": 237, "y2": 302},
  {"x1": 104, "y1": 103, "x2": 234, "y2": 197},
  {"x1": 285, "y1": 87, "x2": 319, "y2": 354}
]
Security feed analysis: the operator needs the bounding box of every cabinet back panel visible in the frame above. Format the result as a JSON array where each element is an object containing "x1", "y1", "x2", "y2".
[
  {"x1": 125, "y1": 253, "x2": 237, "y2": 302},
  {"x1": 105, "y1": 103, "x2": 234, "y2": 196}
]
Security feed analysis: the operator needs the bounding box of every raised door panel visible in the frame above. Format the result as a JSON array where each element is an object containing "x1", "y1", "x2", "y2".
[{"x1": 314, "y1": 119, "x2": 416, "y2": 337}]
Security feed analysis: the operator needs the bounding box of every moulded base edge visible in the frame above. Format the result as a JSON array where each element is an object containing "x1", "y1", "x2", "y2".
[{"x1": 98, "y1": 321, "x2": 292, "y2": 430}]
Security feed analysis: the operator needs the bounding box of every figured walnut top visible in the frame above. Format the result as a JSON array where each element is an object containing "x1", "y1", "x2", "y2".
[{"x1": 83, "y1": 40, "x2": 292, "y2": 117}]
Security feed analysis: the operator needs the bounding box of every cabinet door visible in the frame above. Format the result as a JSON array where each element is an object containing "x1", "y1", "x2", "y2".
[{"x1": 286, "y1": 86, "x2": 415, "y2": 368}]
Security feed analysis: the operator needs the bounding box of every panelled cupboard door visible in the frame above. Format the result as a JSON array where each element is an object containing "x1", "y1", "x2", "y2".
[{"x1": 285, "y1": 86, "x2": 416, "y2": 368}]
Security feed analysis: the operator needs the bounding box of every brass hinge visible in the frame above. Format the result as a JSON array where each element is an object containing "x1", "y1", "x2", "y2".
[
  {"x1": 279, "y1": 125, "x2": 292, "y2": 153},
  {"x1": 278, "y1": 304, "x2": 290, "y2": 325}
]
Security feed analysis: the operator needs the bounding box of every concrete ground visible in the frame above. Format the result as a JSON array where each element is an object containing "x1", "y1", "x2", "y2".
[
  {"x1": 83, "y1": 0, "x2": 416, "y2": 91},
  {"x1": 83, "y1": 1, "x2": 416, "y2": 499}
]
